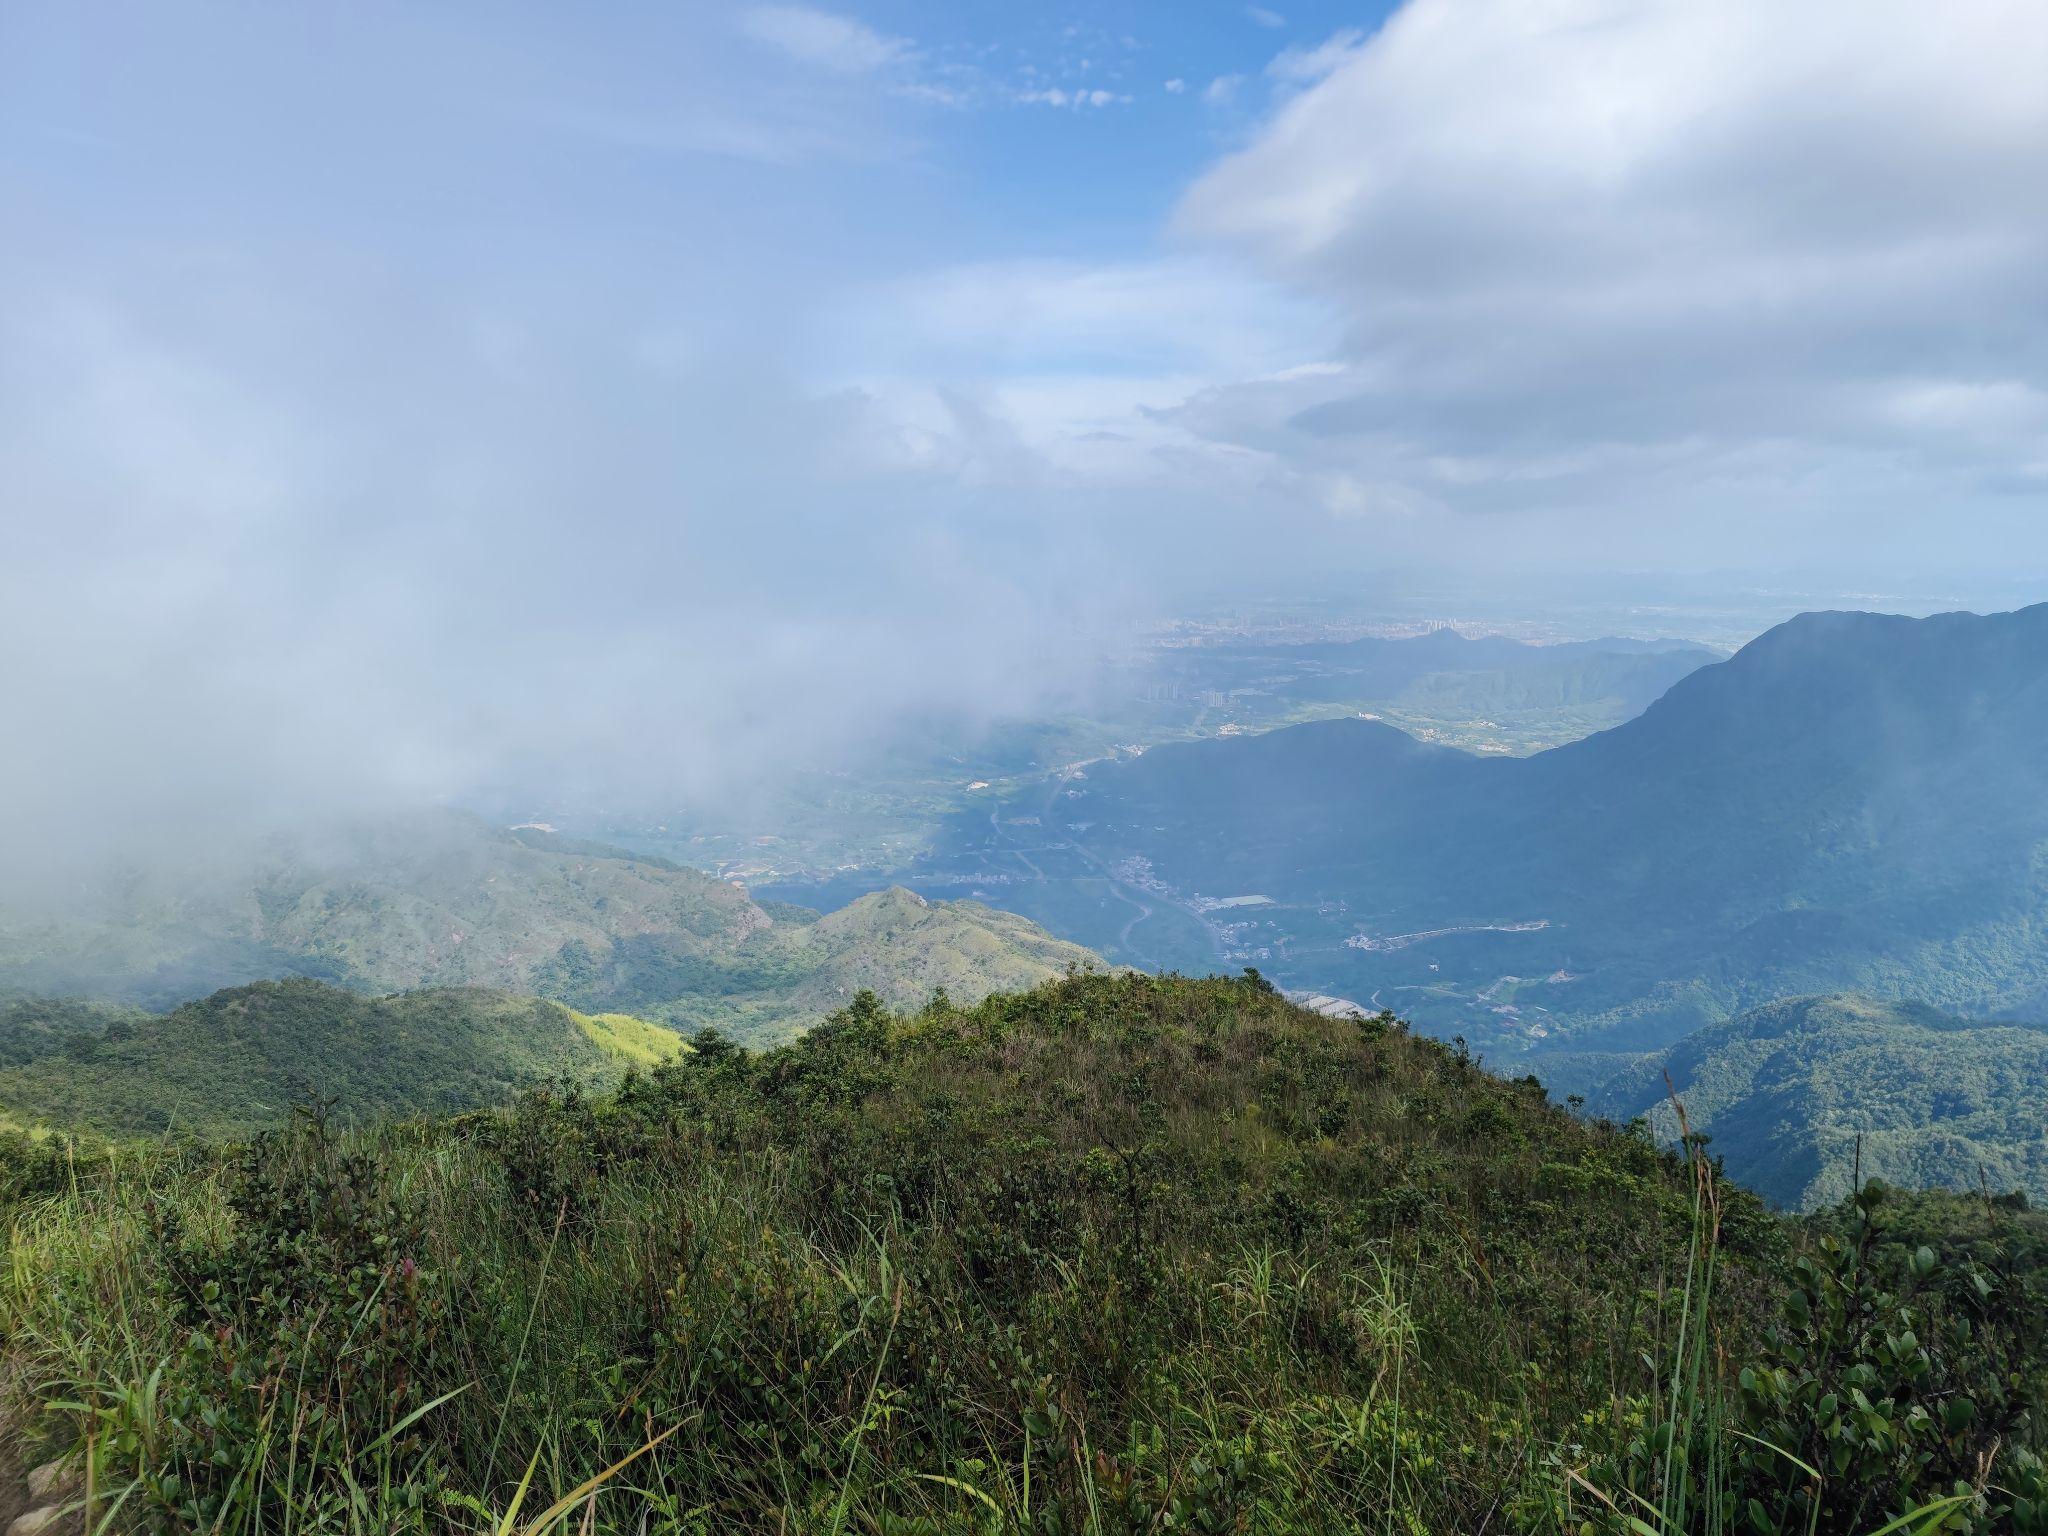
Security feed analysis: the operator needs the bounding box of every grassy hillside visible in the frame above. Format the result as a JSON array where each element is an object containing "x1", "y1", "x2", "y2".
[
  {"x1": 0, "y1": 978, "x2": 682, "y2": 1140},
  {"x1": 586, "y1": 886, "x2": 1110, "y2": 1038},
  {"x1": 0, "y1": 816, "x2": 1101, "y2": 1042},
  {"x1": 1554, "y1": 993, "x2": 2048, "y2": 1210},
  {"x1": 1052, "y1": 603, "x2": 2048, "y2": 1051},
  {"x1": 3, "y1": 973, "x2": 2042, "y2": 1531},
  {"x1": 565, "y1": 1007, "x2": 689, "y2": 1068},
  {"x1": 777, "y1": 885, "x2": 1104, "y2": 1016}
]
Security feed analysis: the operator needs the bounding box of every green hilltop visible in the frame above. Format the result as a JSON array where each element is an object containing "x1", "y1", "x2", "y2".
[{"x1": 4, "y1": 972, "x2": 2044, "y2": 1532}]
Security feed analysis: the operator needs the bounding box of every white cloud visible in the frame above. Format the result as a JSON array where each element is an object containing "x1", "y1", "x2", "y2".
[
  {"x1": 833, "y1": 258, "x2": 1323, "y2": 382},
  {"x1": 1168, "y1": 0, "x2": 2048, "y2": 537},
  {"x1": 0, "y1": 265, "x2": 1161, "y2": 882},
  {"x1": 10, "y1": 0, "x2": 2048, "y2": 896},
  {"x1": 737, "y1": 5, "x2": 908, "y2": 73},
  {"x1": 1245, "y1": 7, "x2": 1287, "y2": 27},
  {"x1": 1164, "y1": 78, "x2": 1187, "y2": 94},
  {"x1": 1017, "y1": 87, "x2": 1129, "y2": 109},
  {"x1": 1267, "y1": 30, "x2": 1366, "y2": 84},
  {"x1": 812, "y1": 257, "x2": 1338, "y2": 499},
  {"x1": 1203, "y1": 74, "x2": 1243, "y2": 106},
  {"x1": 0, "y1": 1, "x2": 1168, "y2": 881}
]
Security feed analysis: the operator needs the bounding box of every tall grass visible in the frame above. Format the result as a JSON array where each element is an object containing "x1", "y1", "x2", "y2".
[
  {"x1": 0, "y1": 974, "x2": 2034, "y2": 1533},
  {"x1": 1561, "y1": 1097, "x2": 2001, "y2": 1536}
]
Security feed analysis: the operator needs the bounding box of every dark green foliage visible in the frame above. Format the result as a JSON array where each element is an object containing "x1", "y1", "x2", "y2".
[
  {"x1": 145, "y1": 1107, "x2": 453, "y2": 1529},
  {"x1": 1733, "y1": 1186, "x2": 2047, "y2": 1532},
  {"x1": 1811, "y1": 1183, "x2": 2048, "y2": 1276},
  {"x1": 0, "y1": 1126, "x2": 94, "y2": 1214},
  {"x1": 3, "y1": 971, "x2": 1787, "y2": 1533},
  {"x1": 0, "y1": 995, "x2": 148, "y2": 1067},
  {"x1": 13, "y1": 973, "x2": 2047, "y2": 1532},
  {"x1": 1566, "y1": 1180, "x2": 2048, "y2": 1533}
]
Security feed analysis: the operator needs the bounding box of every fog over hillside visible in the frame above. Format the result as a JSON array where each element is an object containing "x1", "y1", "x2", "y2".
[{"x1": 6, "y1": 0, "x2": 2048, "y2": 897}]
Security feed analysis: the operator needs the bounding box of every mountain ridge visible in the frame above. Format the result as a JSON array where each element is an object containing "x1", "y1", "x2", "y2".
[{"x1": 0, "y1": 814, "x2": 1104, "y2": 1041}]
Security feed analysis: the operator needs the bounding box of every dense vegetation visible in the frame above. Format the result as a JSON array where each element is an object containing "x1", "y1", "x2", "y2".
[
  {"x1": 2, "y1": 973, "x2": 2043, "y2": 1532},
  {"x1": 1543, "y1": 994, "x2": 2048, "y2": 1209},
  {"x1": 0, "y1": 996, "x2": 146, "y2": 1068},
  {"x1": 1043, "y1": 604, "x2": 2048, "y2": 1050},
  {"x1": 0, "y1": 979, "x2": 683, "y2": 1140},
  {"x1": 0, "y1": 818, "x2": 1099, "y2": 1042}
]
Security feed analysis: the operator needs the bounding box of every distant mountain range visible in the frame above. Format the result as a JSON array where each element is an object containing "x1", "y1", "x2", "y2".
[
  {"x1": 1539, "y1": 994, "x2": 2048, "y2": 1210},
  {"x1": 0, "y1": 816, "x2": 1101, "y2": 1041},
  {"x1": 9, "y1": 606, "x2": 2047, "y2": 1216},
  {"x1": 643, "y1": 627, "x2": 1726, "y2": 886},
  {"x1": 1064, "y1": 603, "x2": 2048, "y2": 1050}
]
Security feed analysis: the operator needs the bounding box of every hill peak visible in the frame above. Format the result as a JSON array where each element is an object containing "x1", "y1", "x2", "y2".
[{"x1": 0, "y1": 811, "x2": 1106, "y2": 1043}]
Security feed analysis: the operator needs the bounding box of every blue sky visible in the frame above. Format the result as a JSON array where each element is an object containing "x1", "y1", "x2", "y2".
[
  {"x1": 1, "y1": 3, "x2": 1383, "y2": 420},
  {"x1": 3, "y1": 0, "x2": 2047, "y2": 841},
  {"x1": 1, "y1": 3, "x2": 1389, "y2": 270},
  {"x1": 827, "y1": 1, "x2": 1396, "y2": 245}
]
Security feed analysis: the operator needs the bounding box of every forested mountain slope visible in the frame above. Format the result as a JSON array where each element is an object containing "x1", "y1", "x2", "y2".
[
  {"x1": 1067, "y1": 604, "x2": 2048, "y2": 1048},
  {"x1": 1545, "y1": 993, "x2": 2048, "y2": 1210}
]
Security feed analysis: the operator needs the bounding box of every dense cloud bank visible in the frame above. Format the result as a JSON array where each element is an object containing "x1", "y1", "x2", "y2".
[
  {"x1": 0, "y1": 3, "x2": 1138, "y2": 883},
  {"x1": 1170, "y1": 0, "x2": 2048, "y2": 539},
  {"x1": 3, "y1": 0, "x2": 2045, "y2": 883}
]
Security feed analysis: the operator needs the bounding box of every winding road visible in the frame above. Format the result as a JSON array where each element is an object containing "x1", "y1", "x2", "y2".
[{"x1": 981, "y1": 777, "x2": 1229, "y2": 970}]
